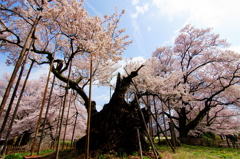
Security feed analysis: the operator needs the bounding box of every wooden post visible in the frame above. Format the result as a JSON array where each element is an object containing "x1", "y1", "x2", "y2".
[
  {"x1": 71, "y1": 111, "x2": 78, "y2": 147},
  {"x1": 136, "y1": 128, "x2": 143, "y2": 159},
  {"x1": 0, "y1": 38, "x2": 34, "y2": 141},
  {"x1": 124, "y1": 67, "x2": 175, "y2": 153},
  {"x1": 225, "y1": 136, "x2": 231, "y2": 148},
  {"x1": 161, "y1": 101, "x2": 167, "y2": 144},
  {"x1": 62, "y1": 90, "x2": 72, "y2": 149},
  {"x1": 153, "y1": 96, "x2": 161, "y2": 145},
  {"x1": 0, "y1": 59, "x2": 34, "y2": 156},
  {"x1": 85, "y1": 57, "x2": 93, "y2": 159},
  {"x1": 169, "y1": 121, "x2": 177, "y2": 148},
  {"x1": 0, "y1": 16, "x2": 40, "y2": 117},
  {"x1": 135, "y1": 94, "x2": 159, "y2": 159},
  {"x1": 53, "y1": 96, "x2": 63, "y2": 150},
  {"x1": 55, "y1": 60, "x2": 72, "y2": 159},
  {"x1": 70, "y1": 91, "x2": 78, "y2": 147},
  {"x1": 31, "y1": 56, "x2": 54, "y2": 156},
  {"x1": 37, "y1": 75, "x2": 56, "y2": 154}
]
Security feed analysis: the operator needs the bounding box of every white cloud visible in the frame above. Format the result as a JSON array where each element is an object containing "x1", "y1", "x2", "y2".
[
  {"x1": 131, "y1": 0, "x2": 139, "y2": 5},
  {"x1": 148, "y1": 26, "x2": 151, "y2": 31},
  {"x1": 152, "y1": 0, "x2": 240, "y2": 47},
  {"x1": 131, "y1": 13, "x2": 138, "y2": 18},
  {"x1": 152, "y1": 0, "x2": 240, "y2": 28},
  {"x1": 136, "y1": 6, "x2": 145, "y2": 15},
  {"x1": 230, "y1": 45, "x2": 240, "y2": 54},
  {"x1": 131, "y1": 3, "x2": 150, "y2": 19},
  {"x1": 143, "y1": 3, "x2": 149, "y2": 12}
]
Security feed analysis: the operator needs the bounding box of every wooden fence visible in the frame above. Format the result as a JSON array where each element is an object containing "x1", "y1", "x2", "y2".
[
  {"x1": 2, "y1": 142, "x2": 75, "y2": 155},
  {"x1": 179, "y1": 137, "x2": 240, "y2": 148},
  {"x1": 5, "y1": 145, "x2": 29, "y2": 154}
]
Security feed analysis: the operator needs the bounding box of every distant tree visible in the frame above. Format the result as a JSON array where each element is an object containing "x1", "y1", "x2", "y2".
[
  {"x1": 150, "y1": 24, "x2": 240, "y2": 138},
  {"x1": 0, "y1": 74, "x2": 87, "y2": 145},
  {"x1": 190, "y1": 105, "x2": 240, "y2": 136},
  {"x1": 124, "y1": 25, "x2": 240, "y2": 138}
]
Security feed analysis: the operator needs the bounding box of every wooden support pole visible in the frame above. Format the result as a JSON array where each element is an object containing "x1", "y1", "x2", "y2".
[
  {"x1": 0, "y1": 59, "x2": 34, "y2": 156},
  {"x1": 71, "y1": 91, "x2": 78, "y2": 147},
  {"x1": 148, "y1": 105, "x2": 175, "y2": 153},
  {"x1": 31, "y1": 57, "x2": 54, "y2": 156},
  {"x1": 0, "y1": 16, "x2": 40, "y2": 117},
  {"x1": 71, "y1": 111, "x2": 78, "y2": 147},
  {"x1": 53, "y1": 96, "x2": 63, "y2": 150},
  {"x1": 85, "y1": 57, "x2": 93, "y2": 159},
  {"x1": 37, "y1": 75, "x2": 56, "y2": 154},
  {"x1": 226, "y1": 136, "x2": 230, "y2": 148},
  {"x1": 136, "y1": 128, "x2": 143, "y2": 159},
  {"x1": 62, "y1": 89, "x2": 73, "y2": 149},
  {"x1": 153, "y1": 96, "x2": 161, "y2": 145},
  {"x1": 161, "y1": 101, "x2": 167, "y2": 143},
  {"x1": 135, "y1": 93, "x2": 159, "y2": 159},
  {"x1": 124, "y1": 67, "x2": 175, "y2": 153},
  {"x1": 55, "y1": 60, "x2": 72, "y2": 159},
  {"x1": 0, "y1": 49, "x2": 30, "y2": 141},
  {"x1": 55, "y1": 82, "x2": 68, "y2": 156},
  {"x1": 169, "y1": 121, "x2": 177, "y2": 148}
]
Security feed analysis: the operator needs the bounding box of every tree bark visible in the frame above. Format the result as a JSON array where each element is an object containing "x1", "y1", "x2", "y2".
[
  {"x1": 177, "y1": 105, "x2": 211, "y2": 138},
  {"x1": 76, "y1": 67, "x2": 149, "y2": 154}
]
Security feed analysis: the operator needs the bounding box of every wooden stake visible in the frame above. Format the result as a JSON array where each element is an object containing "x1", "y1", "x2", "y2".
[
  {"x1": 71, "y1": 111, "x2": 78, "y2": 147},
  {"x1": 53, "y1": 96, "x2": 63, "y2": 150},
  {"x1": 55, "y1": 60, "x2": 72, "y2": 159},
  {"x1": 135, "y1": 93, "x2": 159, "y2": 159},
  {"x1": 0, "y1": 16, "x2": 40, "y2": 117},
  {"x1": 37, "y1": 75, "x2": 56, "y2": 154},
  {"x1": 0, "y1": 47, "x2": 30, "y2": 141},
  {"x1": 62, "y1": 89, "x2": 73, "y2": 149},
  {"x1": 71, "y1": 90, "x2": 78, "y2": 147},
  {"x1": 153, "y1": 96, "x2": 161, "y2": 145},
  {"x1": 31, "y1": 56, "x2": 54, "y2": 156},
  {"x1": 0, "y1": 59, "x2": 34, "y2": 155},
  {"x1": 85, "y1": 57, "x2": 93, "y2": 159},
  {"x1": 136, "y1": 128, "x2": 143, "y2": 159},
  {"x1": 124, "y1": 67, "x2": 175, "y2": 153}
]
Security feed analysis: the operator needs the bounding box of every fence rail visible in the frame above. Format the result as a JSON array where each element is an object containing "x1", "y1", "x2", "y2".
[
  {"x1": 1, "y1": 142, "x2": 76, "y2": 155},
  {"x1": 5, "y1": 145, "x2": 28, "y2": 154}
]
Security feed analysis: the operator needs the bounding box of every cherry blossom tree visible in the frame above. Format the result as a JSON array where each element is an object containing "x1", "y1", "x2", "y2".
[
  {"x1": 123, "y1": 25, "x2": 240, "y2": 140},
  {"x1": 0, "y1": 74, "x2": 87, "y2": 145},
  {"x1": 189, "y1": 105, "x2": 240, "y2": 136},
  {"x1": 150, "y1": 25, "x2": 240, "y2": 138},
  {"x1": 0, "y1": 0, "x2": 151, "y2": 155}
]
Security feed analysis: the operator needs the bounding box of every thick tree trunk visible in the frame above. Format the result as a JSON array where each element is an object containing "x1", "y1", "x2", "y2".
[
  {"x1": 178, "y1": 107, "x2": 189, "y2": 138},
  {"x1": 178, "y1": 106, "x2": 211, "y2": 138},
  {"x1": 178, "y1": 128, "x2": 189, "y2": 138},
  {"x1": 76, "y1": 67, "x2": 149, "y2": 154}
]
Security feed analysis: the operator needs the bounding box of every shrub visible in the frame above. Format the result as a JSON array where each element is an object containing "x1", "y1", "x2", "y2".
[
  {"x1": 201, "y1": 131, "x2": 217, "y2": 146},
  {"x1": 5, "y1": 153, "x2": 23, "y2": 159}
]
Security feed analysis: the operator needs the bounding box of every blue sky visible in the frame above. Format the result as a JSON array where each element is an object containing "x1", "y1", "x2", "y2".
[
  {"x1": 84, "y1": 0, "x2": 240, "y2": 59},
  {"x1": 1, "y1": 0, "x2": 240, "y2": 110},
  {"x1": 85, "y1": 0, "x2": 240, "y2": 110}
]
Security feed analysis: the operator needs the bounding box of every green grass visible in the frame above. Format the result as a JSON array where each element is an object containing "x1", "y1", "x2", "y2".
[
  {"x1": 157, "y1": 144, "x2": 240, "y2": 159},
  {"x1": 4, "y1": 149, "x2": 54, "y2": 159},
  {"x1": 4, "y1": 144, "x2": 240, "y2": 159}
]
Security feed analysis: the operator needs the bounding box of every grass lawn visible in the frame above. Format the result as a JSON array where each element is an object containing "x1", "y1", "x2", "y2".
[
  {"x1": 158, "y1": 144, "x2": 240, "y2": 159},
  {"x1": 5, "y1": 144, "x2": 240, "y2": 159}
]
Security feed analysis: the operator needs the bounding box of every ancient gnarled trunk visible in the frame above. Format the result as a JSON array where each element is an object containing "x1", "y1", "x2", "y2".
[{"x1": 76, "y1": 66, "x2": 149, "y2": 154}]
